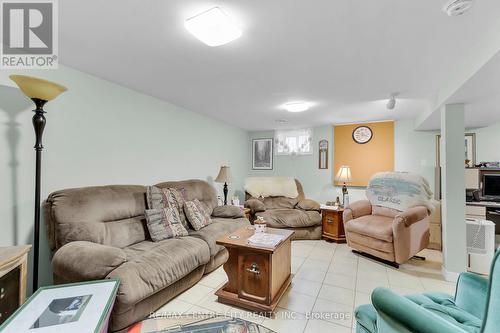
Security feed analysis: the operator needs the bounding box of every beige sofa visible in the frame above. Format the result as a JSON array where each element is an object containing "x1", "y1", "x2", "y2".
[
  {"x1": 343, "y1": 200, "x2": 430, "y2": 267},
  {"x1": 44, "y1": 179, "x2": 250, "y2": 332},
  {"x1": 244, "y1": 179, "x2": 322, "y2": 240}
]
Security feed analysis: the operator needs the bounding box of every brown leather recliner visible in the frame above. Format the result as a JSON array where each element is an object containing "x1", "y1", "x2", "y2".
[
  {"x1": 244, "y1": 179, "x2": 322, "y2": 240},
  {"x1": 343, "y1": 200, "x2": 430, "y2": 267}
]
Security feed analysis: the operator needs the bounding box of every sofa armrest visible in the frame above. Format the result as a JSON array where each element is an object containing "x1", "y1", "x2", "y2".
[
  {"x1": 296, "y1": 199, "x2": 320, "y2": 211},
  {"x1": 343, "y1": 200, "x2": 372, "y2": 223},
  {"x1": 52, "y1": 241, "x2": 127, "y2": 282},
  {"x1": 454, "y1": 272, "x2": 488, "y2": 320},
  {"x1": 395, "y1": 206, "x2": 429, "y2": 227},
  {"x1": 244, "y1": 199, "x2": 266, "y2": 214},
  {"x1": 372, "y1": 288, "x2": 469, "y2": 333},
  {"x1": 212, "y1": 205, "x2": 244, "y2": 219}
]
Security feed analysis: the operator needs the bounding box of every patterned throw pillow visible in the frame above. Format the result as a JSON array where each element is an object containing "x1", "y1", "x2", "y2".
[
  {"x1": 146, "y1": 186, "x2": 189, "y2": 229},
  {"x1": 144, "y1": 208, "x2": 188, "y2": 242},
  {"x1": 184, "y1": 199, "x2": 212, "y2": 231}
]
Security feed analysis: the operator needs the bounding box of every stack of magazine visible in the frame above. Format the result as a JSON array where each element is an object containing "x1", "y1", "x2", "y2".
[{"x1": 247, "y1": 233, "x2": 285, "y2": 248}]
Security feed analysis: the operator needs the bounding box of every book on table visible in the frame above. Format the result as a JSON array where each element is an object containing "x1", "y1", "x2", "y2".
[{"x1": 247, "y1": 233, "x2": 285, "y2": 248}]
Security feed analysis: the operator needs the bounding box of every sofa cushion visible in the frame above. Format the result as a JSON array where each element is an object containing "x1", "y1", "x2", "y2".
[
  {"x1": 212, "y1": 205, "x2": 244, "y2": 219},
  {"x1": 345, "y1": 215, "x2": 394, "y2": 242},
  {"x1": 188, "y1": 217, "x2": 251, "y2": 256},
  {"x1": 146, "y1": 186, "x2": 189, "y2": 229},
  {"x1": 346, "y1": 231, "x2": 394, "y2": 253},
  {"x1": 45, "y1": 185, "x2": 148, "y2": 250},
  {"x1": 108, "y1": 236, "x2": 210, "y2": 306},
  {"x1": 372, "y1": 205, "x2": 400, "y2": 218},
  {"x1": 263, "y1": 196, "x2": 299, "y2": 210},
  {"x1": 184, "y1": 199, "x2": 212, "y2": 231},
  {"x1": 156, "y1": 180, "x2": 217, "y2": 216},
  {"x1": 144, "y1": 208, "x2": 188, "y2": 242},
  {"x1": 256, "y1": 209, "x2": 321, "y2": 228}
]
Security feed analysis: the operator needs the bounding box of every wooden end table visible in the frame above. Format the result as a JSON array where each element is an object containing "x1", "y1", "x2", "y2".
[
  {"x1": 243, "y1": 208, "x2": 251, "y2": 220},
  {"x1": 321, "y1": 206, "x2": 346, "y2": 243},
  {"x1": 215, "y1": 227, "x2": 294, "y2": 315},
  {"x1": 0, "y1": 245, "x2": 31, "y2": 325}
]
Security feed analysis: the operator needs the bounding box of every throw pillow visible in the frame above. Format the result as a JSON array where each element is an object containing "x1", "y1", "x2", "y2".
[
  {"x1": 146, "y1": 186, "x2": 189, "y2": 229},
  {"x1": 144, "y1": 208, "x2": 188, "y2": 242},
  {"x1": 184, "y1": 199, "x2": 212, "y2": 231}
]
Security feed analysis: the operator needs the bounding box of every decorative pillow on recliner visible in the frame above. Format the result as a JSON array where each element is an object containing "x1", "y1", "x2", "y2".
[
  {"x1": 144, "y1": 208, "x2": 188, "y2": 242},
  {"x1": 146, "y1": 186, "x2": 189, "y2": 229},
  {"x1": 184, "y1": 199, "x2": 212, "y2": 230}
]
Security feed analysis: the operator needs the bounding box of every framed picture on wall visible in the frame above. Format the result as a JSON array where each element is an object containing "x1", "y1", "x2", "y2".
[
  {"x1": 319, "y1": 139, "x2": 328, "y2": 169},
  {"x1": 252, "y1": 138, "x2": 273, "y2": 170}
]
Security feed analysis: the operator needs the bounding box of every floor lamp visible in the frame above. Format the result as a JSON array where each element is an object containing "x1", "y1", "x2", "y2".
[{"x1": 10, "y1": 75, "x2": 67, "y2": 291}]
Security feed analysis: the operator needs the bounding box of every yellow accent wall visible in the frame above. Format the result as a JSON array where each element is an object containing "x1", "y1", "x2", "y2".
[{"x1": 334, "y1": 121, "x2": 394, "y2": 187}]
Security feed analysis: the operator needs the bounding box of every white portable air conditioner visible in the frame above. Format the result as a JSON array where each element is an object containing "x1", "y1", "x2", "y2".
[{"x1": 466, "y1": 218, "x2": 495, "y2": 275}]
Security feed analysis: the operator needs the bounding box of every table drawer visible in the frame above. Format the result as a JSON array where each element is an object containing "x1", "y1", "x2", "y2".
[{"x1": 238, "y1": 252, "x2": 269, "y2": 303}]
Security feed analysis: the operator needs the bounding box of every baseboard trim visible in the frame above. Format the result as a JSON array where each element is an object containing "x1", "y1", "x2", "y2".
[{"x1": 441, "y1": 266, "x2": 460, "y2": 282}]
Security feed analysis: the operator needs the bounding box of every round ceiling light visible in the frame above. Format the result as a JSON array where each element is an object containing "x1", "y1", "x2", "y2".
[
  {"x1": 443, "y1": 0, "x2": 473, "y2": 16},
  {"x1": 282, "y1": 101, "x2": 311, "y2": 113}
]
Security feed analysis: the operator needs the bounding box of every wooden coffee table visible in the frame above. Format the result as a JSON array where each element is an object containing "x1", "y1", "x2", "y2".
[{"x1": 215, "y1": 227, "x2": 294, "y2": 316}]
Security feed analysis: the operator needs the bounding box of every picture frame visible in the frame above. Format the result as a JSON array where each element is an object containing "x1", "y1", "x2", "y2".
[
  {"x1": 319, "y1": 139, "x2": 328, "y2": 169},
  {"x1": 0, "y1": 279, "x2": 119, "y2": 333},
  {"x1": 252, "y1": 138, "x2": 273, "y2": 170}
]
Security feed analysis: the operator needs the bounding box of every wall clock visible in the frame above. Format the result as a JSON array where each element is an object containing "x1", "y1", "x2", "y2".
[{"x1": 352, "y1": 126, "x2": 373, "y2": 144}]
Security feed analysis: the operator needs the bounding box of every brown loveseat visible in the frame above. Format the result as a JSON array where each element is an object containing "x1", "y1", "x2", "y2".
[
  {"x1": 244, "y1": 179, "x2": 322, "y2": 240},
  {"x1": 44, "y1": 179, "x2": 250, "y2": 332}
]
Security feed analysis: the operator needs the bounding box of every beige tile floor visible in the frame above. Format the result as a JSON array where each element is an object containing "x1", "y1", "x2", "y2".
[{"x1": 154, "y1": 240, "x2": 456, "y2": 333}]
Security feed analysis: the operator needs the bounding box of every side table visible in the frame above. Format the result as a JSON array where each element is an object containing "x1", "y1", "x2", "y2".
[
  {"x1": 243, "y1": 208, "x2": 251, "y2": 220},
  {"x1": 0, "y1": 245, "x2": 31, "y2": 325},
  {"x1": 321, "y1": 207, "x2": 346, "y2": 243}
]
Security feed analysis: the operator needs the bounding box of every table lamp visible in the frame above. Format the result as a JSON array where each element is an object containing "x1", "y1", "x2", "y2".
[
  {"x1": 10, "y1": 75, "x2": 67, "y2": 291},
  {"x1": 336, "y1": 165, "x2": 351, "y2": 206},
  {"x1": 215, "y1": 166, "x2": 232, "y2": 205}
]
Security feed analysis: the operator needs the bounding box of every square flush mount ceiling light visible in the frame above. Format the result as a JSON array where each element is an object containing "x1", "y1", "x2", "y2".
[
  {"x1": 282, "y1": 101, "x2": 311, "y2": 113},
  {"x1": 185, "y1": 7, "x2": 242, "y2": 47}
]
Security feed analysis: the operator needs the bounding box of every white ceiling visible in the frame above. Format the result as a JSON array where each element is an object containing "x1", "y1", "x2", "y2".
[
  {"x1": 59, "y1": 0, "x2": 500, "y2": 131},
  {"x1": 418, "y1": 51, "x2": 500, "y2": 130}
]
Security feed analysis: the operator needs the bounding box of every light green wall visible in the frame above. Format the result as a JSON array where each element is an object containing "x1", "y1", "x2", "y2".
[
  {"x1": 248, "y1": 120, "x2": 439, "y2": 204},
  {"x1": 0, "y1": 66, "x2": 249, "y2": 291},
  {"x1": 248, "y1": 125, "x2": 340, "y2": 202},
  {"x1": 475, "y1": 121, "x2": 500, "y2": 163}
]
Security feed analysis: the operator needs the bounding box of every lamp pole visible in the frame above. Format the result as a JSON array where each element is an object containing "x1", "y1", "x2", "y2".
[
  {"x1": 32, "y1": 98, "x2": 47, "y2": 292},
  {"x1": 223, "y1": 182, "x2": 228, "y2": 205}
]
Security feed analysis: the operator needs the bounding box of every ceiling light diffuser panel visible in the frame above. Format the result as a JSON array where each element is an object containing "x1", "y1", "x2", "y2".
[
  {"x1": 282, "y1": 101, "x2": 311, "y2": 113},
  {"x1": 185, "y1": 7, "x2": 242, "y2": 47}
]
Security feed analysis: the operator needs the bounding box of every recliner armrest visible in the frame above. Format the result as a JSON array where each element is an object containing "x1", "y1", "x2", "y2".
[
  {"x1": 394, "y1": 206, "x2": 429, "y2": 227},
  {"x1": 343, "y1": 200, "x2": 372, "y2": 223},
  {"x1": 296, "y1": 199, "x2": 320, "y2": 211},
  {"x1": 454, "y1": 272, "x2": 488, "y2": 320},
  {"x1": 244, "y1": 198, "x2": 266, "y2": 214},
  {"x1": 52, "y1": 241, "x2": 127, "y2": 282}
]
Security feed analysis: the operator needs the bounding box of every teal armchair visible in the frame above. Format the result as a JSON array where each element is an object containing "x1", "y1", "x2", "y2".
[{"x1": 355, "y1": 249, "x2": 500, "y2": 333}]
